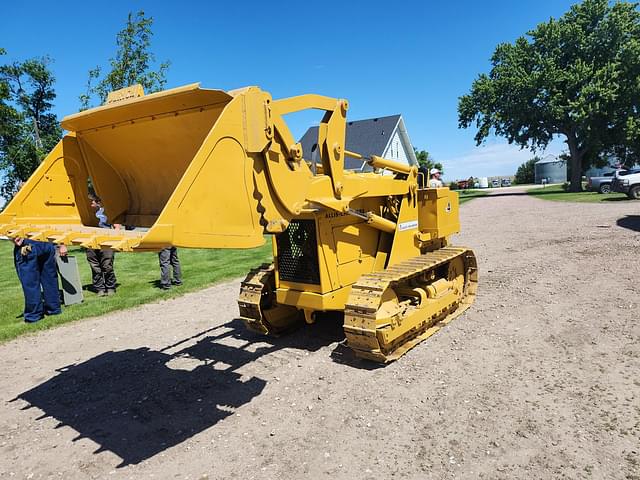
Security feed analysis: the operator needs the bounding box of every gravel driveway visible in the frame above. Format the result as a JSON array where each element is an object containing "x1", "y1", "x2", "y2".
[{"x1": 1, "y1": 190, "x2": 638, "y2": 479}]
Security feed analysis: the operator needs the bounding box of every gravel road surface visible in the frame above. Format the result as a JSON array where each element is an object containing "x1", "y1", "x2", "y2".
[{"x1": 1, "y1": 189, "x2": 638, "y2": 479}]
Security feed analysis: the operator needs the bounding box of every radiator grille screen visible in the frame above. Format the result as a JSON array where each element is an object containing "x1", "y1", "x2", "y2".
[{"x1": 276, "y1": 220, "x2": 320, "y2": 285}]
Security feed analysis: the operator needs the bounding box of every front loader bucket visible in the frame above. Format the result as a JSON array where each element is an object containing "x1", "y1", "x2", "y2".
[{"x1": 0, "y1": 83, "x2": 270, "y2": 251}]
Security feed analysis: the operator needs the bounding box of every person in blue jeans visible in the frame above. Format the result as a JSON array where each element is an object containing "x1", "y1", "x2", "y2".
[{"x1": 13, "y1": 237, "x2": 66, "y2": 323}]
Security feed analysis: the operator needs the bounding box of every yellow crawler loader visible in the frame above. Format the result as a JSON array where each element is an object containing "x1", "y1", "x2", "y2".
[{"x1": 0, "y1": 83, "x2": 477, "y2": 362}]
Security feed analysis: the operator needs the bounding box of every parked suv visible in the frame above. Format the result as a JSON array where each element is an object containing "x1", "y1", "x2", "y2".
[
  {"x1": 611, "y1": 168, "x2": 640, "y2": 199},
  {"x1": 501, "y1": 178, "x2": 511, "y2": 187}
]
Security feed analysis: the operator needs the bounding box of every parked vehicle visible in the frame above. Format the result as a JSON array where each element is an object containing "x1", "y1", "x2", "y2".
[
  {"x1": 587, "y1": 171, "x2": 619, "y2": 193},
  {"x1": 611, "y1": 168, "x2": 640, "y2": 199},
  {"x1": 492, "y1": 179, "x2": 500, "y2": 187},
  {"x1": 501, "y1": 178, "x2": 511, "y2": 187}
]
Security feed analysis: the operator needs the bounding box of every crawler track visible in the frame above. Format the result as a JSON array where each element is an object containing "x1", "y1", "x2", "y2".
[
  {"x1": 344, "y1": 247, "x2": 478, "y2": 362},
  {"x1": 238, "y1": 264, "x2": 300, "y2": 334}
]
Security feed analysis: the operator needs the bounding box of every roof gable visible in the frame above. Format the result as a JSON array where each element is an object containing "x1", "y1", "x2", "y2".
[{"x1": 299, "y1": 114, "x2": 402, "y2": 170}]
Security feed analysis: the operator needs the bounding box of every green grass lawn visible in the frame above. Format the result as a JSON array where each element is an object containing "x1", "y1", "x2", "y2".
[
  {"x1": 527, "y1": 184, "x2": 632, "y2": 203},
  {"x1": 458, "y1": 189, "x2": 489, "y2": 204},
  {"x1": 0, "y1": 239, "x2": 272, "y2": 342}
]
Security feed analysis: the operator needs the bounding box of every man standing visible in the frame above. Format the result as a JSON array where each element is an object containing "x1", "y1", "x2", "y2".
[
  {"x1": 13, "y1": 238, "x2": 66, "y2": 322},
  {"x1": 86, "y1": 194, "x2": 119, "y2": 296},
  {"x1": 429, "y1": 168, "x2": 444, "y2": 188},
  {"x1": 158, "y1": 246, "x2": 182, "y2": 290}
]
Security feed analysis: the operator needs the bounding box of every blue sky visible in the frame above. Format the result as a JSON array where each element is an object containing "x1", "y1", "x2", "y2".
[{"x1": 1, "y1": 0, "x2": 577, "y2": 180}]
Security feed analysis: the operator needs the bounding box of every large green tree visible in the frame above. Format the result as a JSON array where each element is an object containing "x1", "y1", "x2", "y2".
[
  {"x1": 458, "y1": 0, "x2": 640, "y2": 192},
  {"x1": 80, "y1": 10, "x2": 170, "y2": 109},
  {"x1": 0, "y1": 51, "x2": 62, "y2": 200}
]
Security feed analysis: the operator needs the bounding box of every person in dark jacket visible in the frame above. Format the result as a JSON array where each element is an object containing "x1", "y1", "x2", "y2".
[{"x1": 13, "y1": 237, "x2": 66, "y2": 322}]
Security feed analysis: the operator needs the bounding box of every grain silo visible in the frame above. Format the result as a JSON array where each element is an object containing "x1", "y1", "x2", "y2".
[{"x1": 535, "y1": 155, "x2": 567, "y2": 184}]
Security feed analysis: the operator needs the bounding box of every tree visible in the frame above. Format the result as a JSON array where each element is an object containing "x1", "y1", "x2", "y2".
[
  {"x1": 80, "y1": 10, "x2": 170, "y2": 109},
  {"x1": 514, "y1": 157, "x2": 539, "y2": 185},
  {"x1": 414, "y1": 149, "x2": 444, "y2": 174},
  {"x1": 0, "y1": 48, "x2": 19, "y2": 170},
  {"x1": 458, "y1": 0, "x2": 640, "y2": 192},
  {"x1": 0, "y1": 51, "x2": 62, "y2": 200}
]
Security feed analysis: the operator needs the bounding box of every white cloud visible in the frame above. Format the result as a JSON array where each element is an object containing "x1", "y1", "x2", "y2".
[{"x1": 441, "y1": 141, "x2": 564, "y2": 180}]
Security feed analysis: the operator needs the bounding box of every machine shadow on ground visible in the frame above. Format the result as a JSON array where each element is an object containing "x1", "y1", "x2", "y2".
[
  {"x1": 617, "y1": 215, "x2": 640, "y2": 232},
  {"x1": 13, "y1": 316, "x2": 358, "y2": 467}
]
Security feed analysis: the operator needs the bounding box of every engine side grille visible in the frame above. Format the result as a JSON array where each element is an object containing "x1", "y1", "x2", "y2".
[{"x1": 276, "y1": 220, "x2": 320, "y2": 285}]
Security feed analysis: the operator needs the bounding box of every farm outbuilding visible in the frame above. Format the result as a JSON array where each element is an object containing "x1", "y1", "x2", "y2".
[{"x1": 535, "y1": 155, "x2": 567, "y2": 184}]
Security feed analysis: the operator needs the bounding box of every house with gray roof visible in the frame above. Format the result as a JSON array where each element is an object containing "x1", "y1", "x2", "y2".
[{"x1": 299, "y1": 114, "x2": 418, "y2": 171}]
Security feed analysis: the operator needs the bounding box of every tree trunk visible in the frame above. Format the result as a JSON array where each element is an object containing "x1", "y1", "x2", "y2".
[
  {"x1": 568, "y1": 154, "x2": 583, "y2": 192},
  {"x1": 565, "y1": 133, "x2": 583, "y2": 193}
]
